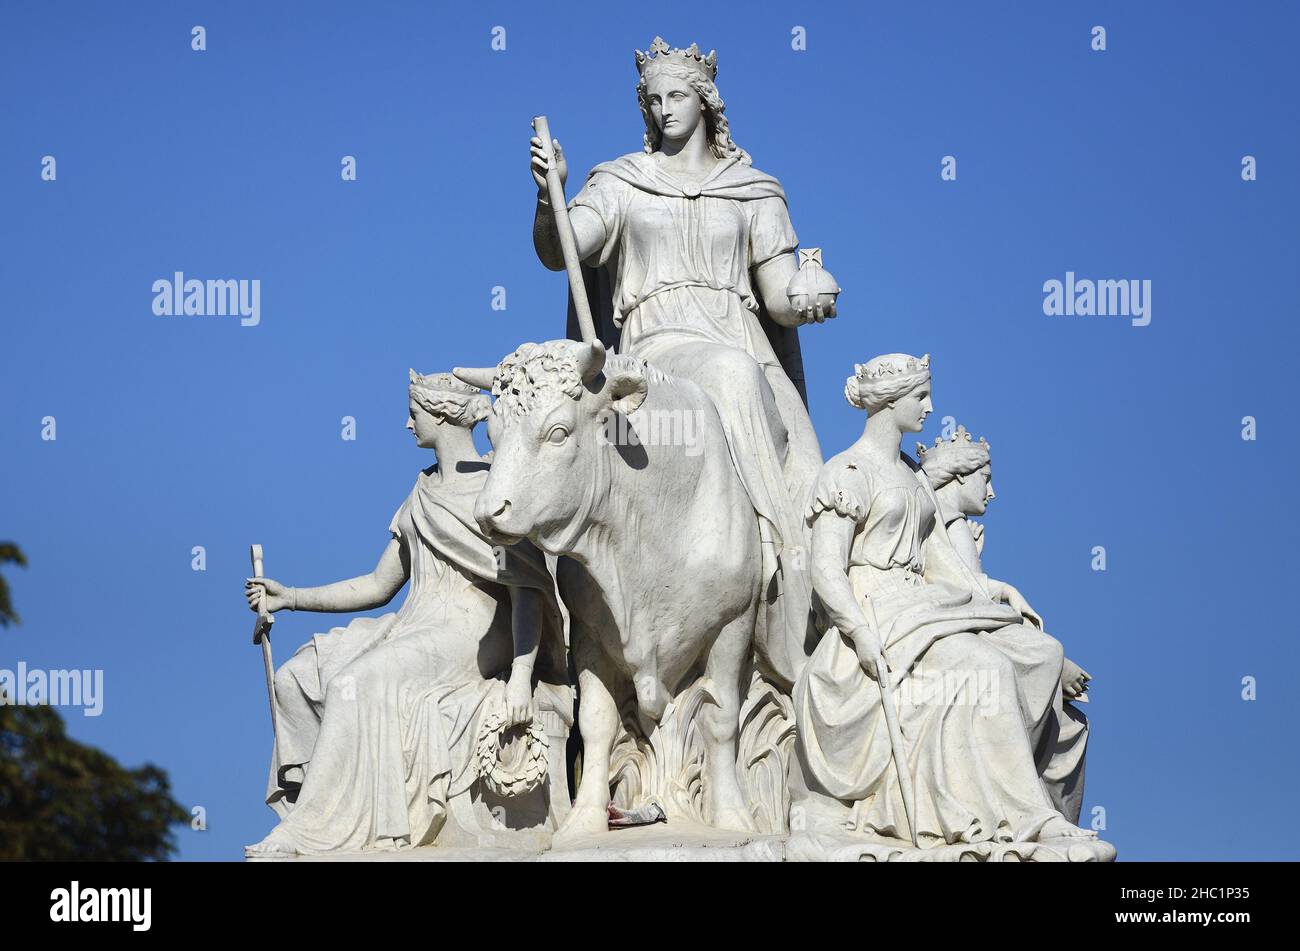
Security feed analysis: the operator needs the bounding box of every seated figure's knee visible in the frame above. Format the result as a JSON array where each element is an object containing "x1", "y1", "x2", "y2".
[
  {"x1": 1040, "y1": 632, "x2": 1066, "y2": 673},
  {"x1": 275, "y1": 650, "x2": 313, "y2": 698},
  {"x1": 681, "y1": 340, "x2": 759, "y2": 387},
  {"x1": 977, "y1": 640, "x2": 1018, "y2": 683},
  {"x1": 704, "y1": 344, "x2": 767, "y2": 391},
  {"x1": 929, "y1": 634, "x2": 1018, "y2": 707}
]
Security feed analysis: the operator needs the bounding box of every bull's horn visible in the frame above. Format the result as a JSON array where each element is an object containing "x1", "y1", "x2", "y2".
[
  {"x1": 577, "y1": 340, "x2": 607, "y2": 383},
  {"x1": 452, "y1": 366, "x2": 496, "y2": 391}
]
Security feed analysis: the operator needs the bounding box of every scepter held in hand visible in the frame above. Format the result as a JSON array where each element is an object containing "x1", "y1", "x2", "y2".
[
  {"x1": 248, "y1": 544, "x2": 282, "y2": 752},
  {"x1": 532, "y1": 115, "x2": 598, "y2": 346}
]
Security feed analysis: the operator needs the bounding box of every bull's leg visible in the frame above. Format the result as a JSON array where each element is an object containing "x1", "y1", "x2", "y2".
[
  {"x1": 700, "y1": 606, "x2": 758, "y2": 832},
  {"x1": 554, "y1": 640, "x2": 619, "y2": 844}
]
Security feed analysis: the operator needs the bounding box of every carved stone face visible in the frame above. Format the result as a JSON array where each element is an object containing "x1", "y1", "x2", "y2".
[
  {"x1": 891, "y1": 382, "x2": 933, "y2": 433},
  {"x1": 957, "y1": 464, "x2": 995, "y2": 516},
  {"x1": 644, "y1": 72, "x2": 705, "y2": 146},
  {"x1": 474, "y1": 348, "x2": 647, "y2": 551},
  {"x1": 406, "y1": 396, "x2": 444, "y2": 449},
  {"x1": 478, "y1": 395, "x2": 586, "y2": 546}
]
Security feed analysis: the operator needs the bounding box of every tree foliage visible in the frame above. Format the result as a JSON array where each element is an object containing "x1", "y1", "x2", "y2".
[
  {"x1": 0, "y1": 702, "x2": 190, "y2": 860},
  {"x1": 0, "y1": 541, "x2": 188, "y2": 860},
  {"x1": 0, "y1": 542, "x2": 26, "y2": 628}
]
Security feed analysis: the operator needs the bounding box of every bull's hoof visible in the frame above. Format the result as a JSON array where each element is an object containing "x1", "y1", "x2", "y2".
[{"x1": 553, "y1": 802, "x2": 609, "y2": 846}]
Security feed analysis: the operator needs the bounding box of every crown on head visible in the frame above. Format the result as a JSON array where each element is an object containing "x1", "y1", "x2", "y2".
[
  {"x1": 916, "y1": 424, "x2": 991, "y2": 468},
  {"x1": 635, "y1": 36, "x2": 718, "y2": 82},
  {"x1": 855, "y1": 352, "x2": 930, "y2": 382}
]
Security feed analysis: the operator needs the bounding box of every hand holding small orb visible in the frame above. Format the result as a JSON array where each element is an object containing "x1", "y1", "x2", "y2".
[{"x1": 786, "y1": 248, "x2": 840, "y2": 324}]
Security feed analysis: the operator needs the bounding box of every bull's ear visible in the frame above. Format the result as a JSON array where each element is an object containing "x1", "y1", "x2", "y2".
[{"x1": 604, "y1": 367, "x2": 647, "y2": 416}]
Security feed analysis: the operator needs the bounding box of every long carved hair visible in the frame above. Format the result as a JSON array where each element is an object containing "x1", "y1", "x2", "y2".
[{"x1": 636, "y1": 63, "x2": 750, "y2": 165}]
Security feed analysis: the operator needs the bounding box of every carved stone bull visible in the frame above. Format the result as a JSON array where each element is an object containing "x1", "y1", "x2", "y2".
[{"x1": 456, "y1": 339, "x2": 761, "y2": 838}]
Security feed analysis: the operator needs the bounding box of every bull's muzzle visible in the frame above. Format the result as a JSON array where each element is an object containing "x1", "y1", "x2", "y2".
[{"x1": 473, "y1": 494, "x2": 519, "y2": 541}]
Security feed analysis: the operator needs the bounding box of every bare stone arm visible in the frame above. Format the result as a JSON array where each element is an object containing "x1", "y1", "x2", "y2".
[
  {"x1": 503, "y1": 584, "x2": 543, "y2": 725},
  {"x1": 510, "y1": 587, "x2": 542, "y2": 672},
  {"x1": 753, "y1": 252, "x2": 802, "y2": 326},
  {"x1": 533, "y1": 197, "x2": 606, "y2": 272},
  {"x1": 530, "y1": 135, "x2": 606, "y2": 271},
  {"x1": 244, "y1": 539, "x2": 408, "y2": 615},
  {"x1": 810, "y1": 510, "x2": 883, "y2": 678}
]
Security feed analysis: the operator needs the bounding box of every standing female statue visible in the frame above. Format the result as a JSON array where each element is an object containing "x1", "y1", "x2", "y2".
[
  {"x1": 242, "y1": 371, "x2": 568, "y2": 855},
  {"x1": 528, "y1": 37, "x2": 839, "y2": 685},
  {"x1": 792, "y1": 354, "x2": 1098, "y2": 851}
]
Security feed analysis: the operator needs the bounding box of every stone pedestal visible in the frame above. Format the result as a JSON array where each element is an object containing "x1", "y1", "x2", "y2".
[{"x1": 246, "y1": 820, "x2": 1114, "y2": 862}]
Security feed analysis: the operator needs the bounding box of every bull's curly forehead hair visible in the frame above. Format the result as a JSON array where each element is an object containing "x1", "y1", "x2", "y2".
[
  {"x1": 489, "y1": 341, "x2": 670, "y2": 419},
  {"x1": 490, "y1": 341, "x2": 588, "y2": 418}
]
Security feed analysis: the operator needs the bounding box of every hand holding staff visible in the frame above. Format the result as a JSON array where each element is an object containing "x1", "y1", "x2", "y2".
[
  {"x1": 248, "y1": 545, "x2": 282, "y2": 748},
  {"x1": 531, "y1": 115, "x2": 597, "y2": 345}
]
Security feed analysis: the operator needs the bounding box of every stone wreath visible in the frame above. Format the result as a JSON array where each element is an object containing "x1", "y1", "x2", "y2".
[{"x1": 475, "y1": 711, "x2": 550, "y2": 797}]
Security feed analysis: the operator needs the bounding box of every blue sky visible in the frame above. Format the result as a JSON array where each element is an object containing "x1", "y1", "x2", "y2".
[{"x1": 2, "y1": 1, "x2": 1296, "y2": 860}]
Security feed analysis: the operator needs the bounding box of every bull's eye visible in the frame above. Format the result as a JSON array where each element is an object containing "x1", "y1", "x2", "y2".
[{"x1": 545, "y1": 425, "x2": 570, "y2": 446}]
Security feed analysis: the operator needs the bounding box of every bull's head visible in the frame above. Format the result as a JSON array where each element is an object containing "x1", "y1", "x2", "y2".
[{"x1": 454, "y1": 339, "x2": 648, "y2": 551}]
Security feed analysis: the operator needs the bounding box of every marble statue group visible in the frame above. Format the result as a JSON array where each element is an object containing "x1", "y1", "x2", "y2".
[{"x1": 242, "y1": 37, "x2": 1113, "y2": 861}]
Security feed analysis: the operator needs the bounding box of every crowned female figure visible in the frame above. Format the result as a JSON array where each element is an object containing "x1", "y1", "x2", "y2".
[
  {"x1": 919, "y1": 427, "x2": 1091, "y2": 823},
  {"x1": 242, "y1": 371, "x2": 568, "y2": 855},
  {"x1": 792, "y1": 354, "x2": 1098, "y2": 851},
  {"x1": 529, "y1": 37, "x2": 840, "y2": 685}
]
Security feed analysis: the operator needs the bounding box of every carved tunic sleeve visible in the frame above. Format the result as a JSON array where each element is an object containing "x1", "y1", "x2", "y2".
[
  {"x1": 387, "y1": 492, "x2": 414, "y2": 541},
  {"x1": 387, "y1": 505, "x2": 405, "y2": 540},
  {"x1": 569, "y1": 172, "x2": 627, "y2": 268},
  {"x1": 807, "y1": 462, "x2": 873, "y2": 525},
  {"x1": 747, "y1": 195, "x2": 799, "y2": 267}
]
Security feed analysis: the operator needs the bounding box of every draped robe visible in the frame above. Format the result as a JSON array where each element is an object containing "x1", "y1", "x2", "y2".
[
  {"x1": 564, "y1": 151, "x2": 823, "y2": 686},
  {"x1": 263, "y1": 466, "x2": 567, "y2": 853}
]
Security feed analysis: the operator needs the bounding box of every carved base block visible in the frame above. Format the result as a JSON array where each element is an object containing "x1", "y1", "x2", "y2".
[
  {"x1": 784, "y1": 831, "x2": 1117, "y2": 862},
  {"x1": 246, "y1": 819, "x2": 1115, "y2": 862}
]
